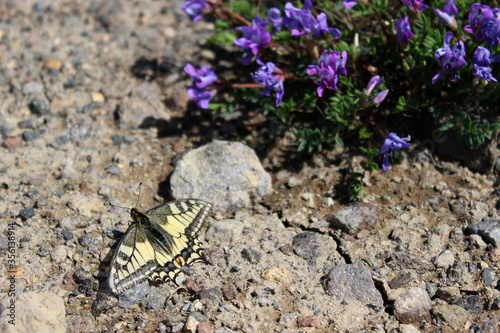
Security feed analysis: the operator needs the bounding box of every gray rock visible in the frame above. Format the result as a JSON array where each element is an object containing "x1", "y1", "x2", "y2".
[
  {"x1": 205, "y1": 219, "x2": 244, "y2": 243},
  {"x1": 478, "y1": 321, "x2": 499, "y2": 333},
  {"x1": 283, "y1": 210, "x2": 309, "y2": 228},
  {"x1": 19, "y1": 207, "x2": 35, "y2": 220},
  {"x1": 434, "y1": 250, "x2": 455, "y2": 269},
  {"x1": 29, "y1": 97, "x2": 51, "y2": 116},
  {"x1": 431, "y1": 304, "x2": 470, "y2": 331},
  {"x1": 292, "y1": 232, "x2": 325, "y2": 265},
  {"x1": 328, "y1": 203, "x2": 379, "y2": 235},
  {"x1": 196, "y1": 287, "x2": 222, "y2": 308},
  {"x1": 115, "y1": 82, "x2": 170, "y2": 129},
  {"x1": 386, "y1": 252, "x2": 435, "y2": 271},
  {"x1": 18, "y1": 117, "x2": 39, "y2": 129},
  {"x1": 241, "y1": 246, "x2": 262, "y2": 264},
  {"x1": 23, "y1": 81, "x2": 44, "y2": 95},
  {"x1": 394, "y1": 287, "x2": 432, "y2": 324},
  {"x1": 140, "y1": 287, "x2": 167, "y2": 309},
  {"x1": 388, "y1": 272, "x2": 413, "y2": 289},
  {"x1": 322, "y1": 261, "x2": 383, "y2": 307},
  {"x1": 118, "y1": 281, "x2": 150, "y2": 308},
  {"x1": 53, "y1": 122, "x2": 94, "y2": 148},
  {"x1": 466, "y1": 221, "x2": 500, "y2": 247},
  {"x1": 170, "y1": 141, "x2": 272, "y2": 212},
  {"x1": 426, "y1": 195, "x2": 441, "y2": 210},
  {"x1": 22, "y1": 130, "x2": 40, "y2": 142},
  {"x1": 59, "y1": 215, "x2": 89, "y2": 230},
  {"x1": 92, "y1": 292, "x2": 118, "y2": 316},
  {"x1": 483, "y1": 267, "x2": 495, "y2": 287},
  {"x1": 454, "y1": 295, "x2": 482, "y2": 316},
  {"x1": 425, "y1": 282, "x2": 437, "y2": 298},
  {"x1": 78, "y1": 235, "x2": 92, "y2": 247}
]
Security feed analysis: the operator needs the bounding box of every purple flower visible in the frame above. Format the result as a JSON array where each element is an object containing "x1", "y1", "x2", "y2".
[
  {"x1": 234, "y1": 16, "x2": 271, "y2": 66},
  {"x1": 184, "y1": 63, "x2": 217, "y2": 89},
  {"x1": 401, "y1": 0, "x2": 428, "y2": 13},
  {"x1": 379, "y1": 133, "x2": 411, "y2": 172},
  {"x1": 186, "y1": 87, "x2": 213, "y2": 109},
  {"x1": 363, "y1": 75, "x2": 383, "y2": 96},
  {"x1": 434, "y1": 0, "x2": 458, "y2": 29},
  {"x1": 432, "y1": 31, "x2": 467, "y2": 84},
  {"x1": 182, "y1": 0, "x2": 210, "y2": 22},
  {"x1": 465, "y1": 3, "x2": 500, "y2": 47},
  {"x1": 184, "y1": 63, "x2": 217, "y2": 109},
  {"x1": 283, "y1": 0, "x2": 340, "y2": 39},
  {"x1": 465, "y1": 3, "x2": 493, "y2": 39},
  {"x1": 343, "y1": 1, "x2": 357, "y2": 9},
  {"x1": 307, "y1": 49, "x2": 348, "y2": 97},
  {"x1": 395, "y1": 17, "x2": 414, "y2": 45},
  {"x1": 372, "y1": 90, "x2": 389, "y2": 104},
  {"x1": 310, "y1": 13, "x2": 341, "y2": 39},
  {"x1": 251, "y1": 62, "x2": 285, "y2": 107},
  {"x1": 362, "y1": 76, "x2": 388, "y2": 106},
  {"x1": 472, "y1": 46, "x2": 500, "y2": 82},
  {"x1": 268, "y1": 8, "x2": 283, "y2": 33}
]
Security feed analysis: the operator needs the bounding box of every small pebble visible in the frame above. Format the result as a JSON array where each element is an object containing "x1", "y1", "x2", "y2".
[
  {"x1": 62, "y1": 230, "x2": 74, "y2": 240},
  {"x1": 22, "y1": 130, "x2": 40, "y2": 142},
  {"x1": 78, "y1": 235, "x2": 92, "y2": 248},
  {"x1": 19, "y1": 208, "x2": 35, "y2": 220}
]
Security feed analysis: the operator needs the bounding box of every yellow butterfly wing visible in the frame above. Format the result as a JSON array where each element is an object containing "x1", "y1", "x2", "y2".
[{"x1": 108, "y1": 199, "x2": 212, "y2": 295}]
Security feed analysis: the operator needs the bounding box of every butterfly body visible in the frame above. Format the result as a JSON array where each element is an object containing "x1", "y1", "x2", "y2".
[{"x1": 108, "y1": 199, "x2": 212, "y2": 295}]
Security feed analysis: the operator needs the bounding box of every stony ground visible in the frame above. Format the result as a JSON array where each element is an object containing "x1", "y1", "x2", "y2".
[{"x1": 1, "y1": 1, "x2": 500, "y2": 332}]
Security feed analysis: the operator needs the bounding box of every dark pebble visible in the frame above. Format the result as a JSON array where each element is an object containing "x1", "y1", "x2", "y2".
[
  {"x1": 29, "y1": 97, "x2": 51, "y2": 116},
  {"x1": 64, "y1": 79, "x2": 77, "y2": 89},
  {"x1": 19, "y1": 208, "x2": 35, "y2": 220},
  {"x1": 73, "y1": 268, "x2": 91, "y2": 284},
  {"x1": 62, "y1": 229, "x2": 74, "y2": 240},
  {"x1": 111, "y1": 134, "x2": 123, "y2": 145},
  {"x1": 22, "y1": 130, "x2": 40, "y2": 142},
  {"x1": 454, "y1": 295, "x2": 482, "y2": 316},
  {"x1": 241, "y1": 247, "x2": 262, "y2": 264},
  {"x1": 18, "y1": 118, "x2": 39, "y2": 129},
  {"x1": 491, "y1": 297, "x2": 500, "y2": 310},
  {"x1": 78, "y1": 234, "x2": 92, "y2": 247},
  {"x1": 37, "y1": 245, "x2": 50, "y2": 257},
  {"x1": 483, "y1": 268, "x2": 495, "y2": 287}
]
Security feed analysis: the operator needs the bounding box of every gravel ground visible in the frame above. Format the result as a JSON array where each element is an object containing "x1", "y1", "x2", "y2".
[{"x1": 1, "y1": 1, "x2": 500, "y2": 332}]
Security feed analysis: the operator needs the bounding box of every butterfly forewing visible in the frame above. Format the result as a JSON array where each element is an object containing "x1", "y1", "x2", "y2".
[{"x1": 108, "y1": 199, "x2": 212, "y2": 295}]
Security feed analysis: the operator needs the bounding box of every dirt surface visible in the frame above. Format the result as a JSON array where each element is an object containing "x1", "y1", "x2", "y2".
[{"x1": 1, "y1": 1, "x2": 500, "y2": 332}]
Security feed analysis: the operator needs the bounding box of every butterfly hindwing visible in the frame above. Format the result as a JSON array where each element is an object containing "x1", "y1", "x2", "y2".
[{"x1": 108, "y1": 199, "x2": 212, "y2": 295}]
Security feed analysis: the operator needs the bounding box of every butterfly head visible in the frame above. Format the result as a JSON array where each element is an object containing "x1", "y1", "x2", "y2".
[{"x1": 131, "y1": 208, "x2": 150, "y2": 226}]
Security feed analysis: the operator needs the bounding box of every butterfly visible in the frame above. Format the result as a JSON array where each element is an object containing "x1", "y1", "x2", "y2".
[{"x1": 108, "y1": 199, "x2": 212, "y2": 295}]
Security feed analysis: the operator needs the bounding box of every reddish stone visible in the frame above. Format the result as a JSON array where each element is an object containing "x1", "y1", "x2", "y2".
[
  {"x1": 297, "y1": 315, "x2": 322, "y2": 329},
  {"x1": 3, "y1": 137, "x2": 23, "y2": 148}
]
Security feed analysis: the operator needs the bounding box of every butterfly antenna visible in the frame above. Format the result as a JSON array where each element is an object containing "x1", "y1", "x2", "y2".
[{"x1": 135, "y1": 182, "x2": 143, "y2": 209}]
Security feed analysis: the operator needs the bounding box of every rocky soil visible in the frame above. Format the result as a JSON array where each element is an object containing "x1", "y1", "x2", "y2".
[{"x1": 1, "y1": 1, "x2": 500, "y2": 332}]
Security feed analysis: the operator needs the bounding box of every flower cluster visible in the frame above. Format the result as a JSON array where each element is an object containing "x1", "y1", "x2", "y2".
[
  {"x1": 434, "y1": 0, "x2": 458, "y2": 30},
  {"x1": 432, "y1": 31, "x2": 466, "y2": 84},
  {"x1": 279, "y1": 0, "x2": 341, "y2": 39},
  {"x1": 182, "y1": 0, "x2": 209, "y2": 22},
  {"x1": 401, "y1": 0, "x2": 428, "y2": 13},
  {"x1": 379, "y1": 133, "x2": 412, "y2": 172},
  {"x1": 184, "y1": 63, "x2": 218, "y2": 109},
  {"x1": 465, "y1": 3, "x2": 500, "y2": 48},
  {"x1": 306, "y1": 50, "x2": 348, "y2": 97},
  {"x1": 472, "y1": 46, "x2": 500, "y2": 82},
  {"x1": 251, "y1": 62, "x2": 285, "y2": 107},
  {"x1": 234, "y1": 17, "x2": 271, "y2": 66}
]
